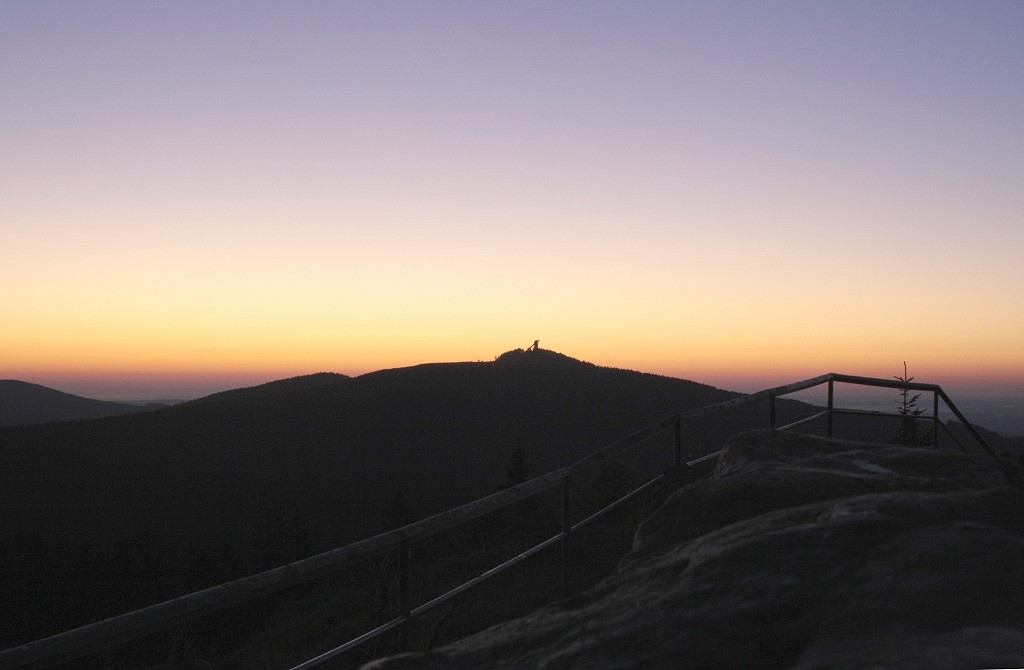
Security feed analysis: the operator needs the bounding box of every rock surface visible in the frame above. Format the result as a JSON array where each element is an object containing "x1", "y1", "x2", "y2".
[{"x1": 361, "y1": 430, "x2": 1024, "y2": 669}]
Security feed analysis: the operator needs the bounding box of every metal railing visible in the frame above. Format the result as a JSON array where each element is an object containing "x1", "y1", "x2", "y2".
[{"x1": 0, "y1": 373, "x2": 995, "y2": 669}]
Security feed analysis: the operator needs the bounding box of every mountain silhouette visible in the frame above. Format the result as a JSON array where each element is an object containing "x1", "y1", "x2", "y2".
[
  {"x1": 1, "y1": 350, "x2": 753, "y2": 536},
  {"x1": 3, "y1": 350, "x2": 1019, "y2": 655},
  {"x1": 0, "y1": 350, "x2": 847, "y2": 646},
  {"x1": 0, "y1": 380, "x2": 153, "y2": 426}
]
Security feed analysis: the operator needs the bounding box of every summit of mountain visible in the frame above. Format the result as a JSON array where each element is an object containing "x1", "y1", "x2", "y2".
[{"x1": 353, "y1": 348, "x2": 725, "y2": 400}]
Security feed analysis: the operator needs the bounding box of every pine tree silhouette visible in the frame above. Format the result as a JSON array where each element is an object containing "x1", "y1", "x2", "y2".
[{"x1": 892, "y1": 362, "x2": 930, "y2": 446}]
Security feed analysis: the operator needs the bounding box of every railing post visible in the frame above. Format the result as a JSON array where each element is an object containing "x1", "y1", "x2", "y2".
[
  {"x1": 674, "y1": 417, "x2": 683, "y2": 467},
  {"x1": 932, "y1": 391, "x2": 939, "y2": 448},
  {"x1": 399, "y1": 538, "x2": 411, "y2": 644},
  {"x1": 769, "y1": 394, "x2": 776, "y2": 429},
  {"x1": 561, "y1": 475, "x2": 572, "y2": 598},
  {"x1": 827, "y1": 380, "x2": 834, "y2": 438}
]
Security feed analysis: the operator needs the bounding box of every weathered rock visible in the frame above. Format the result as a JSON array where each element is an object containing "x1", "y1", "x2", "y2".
[{"x1": 361, "y1": 430, "x2": 1024, "y2": 669}]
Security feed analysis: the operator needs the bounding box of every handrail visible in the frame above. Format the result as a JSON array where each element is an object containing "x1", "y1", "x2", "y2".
[
  {"x1": 826, "y1": 373, "x2": 993, "y2": 456},
  {"x1": 0, "y1": 373, "x2": 996, "y2": 669}
]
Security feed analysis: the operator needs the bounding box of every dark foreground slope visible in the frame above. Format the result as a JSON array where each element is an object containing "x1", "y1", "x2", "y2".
[
  {"x1": 364, "y1": 430, "x2": 1024, "y2": 670},
  {"x1": 0, "y1": 380, "x2": 151, "y2": 426}
]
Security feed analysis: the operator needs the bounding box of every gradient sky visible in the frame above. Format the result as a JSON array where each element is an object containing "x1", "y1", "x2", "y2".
[{"x1": 2, "y1": 1, "x2": 1023, "y2": 400}]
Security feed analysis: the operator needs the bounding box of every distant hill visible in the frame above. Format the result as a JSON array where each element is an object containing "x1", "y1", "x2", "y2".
[
  {"x1": 0, "y1": 380, "x2": 153, "y2": 426},
  {"x1": 946, "y1": 420, "x2": 1024, "y2": 456}
]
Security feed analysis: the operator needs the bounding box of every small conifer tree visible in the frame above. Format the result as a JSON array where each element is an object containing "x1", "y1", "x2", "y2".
[
  {"x1": 384, "y1": 486, "x2": 415, "y2": 529},
  {"x1": 893, "y1": 361, "x2": 928, "y2": 446},
  {"x1": 504, "y1": 444, "x2": 530, "y2": 489},
  {"x1": 502, "y1": 443, "x2": 541, "y2": 530}
]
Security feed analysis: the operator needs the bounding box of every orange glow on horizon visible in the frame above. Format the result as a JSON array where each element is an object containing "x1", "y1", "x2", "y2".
[{"x1": 7, "y1": 336, "x2": 1022, "y2": 401}]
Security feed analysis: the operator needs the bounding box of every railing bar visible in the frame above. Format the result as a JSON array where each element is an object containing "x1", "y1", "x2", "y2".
[
  {"x1": 776, "y1": 410, "x2": 830, "y2": 432},
  {"x1": 294, "y1": 532, "x2": 567, "y2": 669},
  {"x1": 563, "y1": 418, "x2": 676, "y2": 475},
  {"x1": 686, "y1": 450, "x2": 722, "y2": 467},
  {"x1": 827, "y1": 373, "x2": 942, "y2": 393},
  {"x1": 408, "y1": 533, "x2": 564, "y2": 619},
  {"x1": 288, "y1": 615, "x2": 406, "y2": 670},
  {"x1": 937, "y1": 390, "x2": 994, "y2": 456},
  {"x1": 0, "y1": 481, "x2": 574, "y2": 668},
  {"x1": 573, "y1": 372, "x2": 839, "y2": 474},
  {"x1": 570, "y1": 474, "x2": 665, "y2": 534},
  {"x1": 751, "y1": 374, "x2": 835, "y2": 398},
  {"x1": 937, "y1": 418, "x2": 970, "y2": 454},
  {"x1": 0, "y1": 553, "x2": 359, "y2": 669},
  {"x1": 831, "y1": 407, "x2": 931, "y2": 421}
]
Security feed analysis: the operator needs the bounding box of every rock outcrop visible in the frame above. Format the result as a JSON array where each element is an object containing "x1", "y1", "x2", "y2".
[{"x1": 362, "y1": 429, "x2": 1024, "y2": 669}]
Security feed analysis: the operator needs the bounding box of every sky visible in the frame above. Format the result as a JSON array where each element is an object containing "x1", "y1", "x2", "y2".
[{"x1": 2, "y1": 1, "x2": 1023, "y2": 401}]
